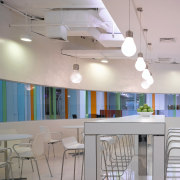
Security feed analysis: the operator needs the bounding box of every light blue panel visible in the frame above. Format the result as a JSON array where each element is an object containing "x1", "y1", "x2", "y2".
[
  {"x1": 68, "y1": 89, "x2": 77, "y2": 118},
  {"x1": 17, "y1": 83, "x2": 25, "y2": 121},
  {"x1": 25, "y1": 85, "x2": 31, "y2": 121},
  {"x1": 96, "y1": 92, "x2": 104, "y2": 115},
  {"x1": 36, "y1": 86, "x2": 41, "y2": 120},
  {"x1": 6, "y1": 81, "x2": 18, "y2": 122},
  {"x1": 88, "y1": 91, "x2": 91, "y2": 114},
  {"x1": 42, "y1": 87, "x2": 45, "y2": 120},
  {"x1": 109, "y1": 92, "x2": 116, "y2": 110},
  {"x1": 0, "y1": 81, "x2": 2, "y2": 122}
]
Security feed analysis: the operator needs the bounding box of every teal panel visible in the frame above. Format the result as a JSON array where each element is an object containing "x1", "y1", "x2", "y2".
[
  {"x1": 0, "y1": 81, "x2": 2, "y2": 122},
  {"x1": 17, "y1": 83, "x2": 25, "y2": 121},
  {"x1": 68, "y1": 89, "x2": 77, "y2": 118},
  {"x1": 6, "y1": 81, "x2": 18, "y2": 122}
]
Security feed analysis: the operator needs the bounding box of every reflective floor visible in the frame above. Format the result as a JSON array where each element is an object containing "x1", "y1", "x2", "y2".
[{"x1": 0, "y1": 152, "x2": 153, "y2": 180}]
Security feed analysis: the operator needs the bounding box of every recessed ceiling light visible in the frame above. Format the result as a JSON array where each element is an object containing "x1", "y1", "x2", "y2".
[
  {"x1": 20, "y1": 35, "x2": 32, "y2": 42},
  {"x1": 101, "y1": 59, "x2": 109, "y2": 63}
]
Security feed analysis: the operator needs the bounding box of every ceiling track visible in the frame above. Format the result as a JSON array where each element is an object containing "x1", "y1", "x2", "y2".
[{"x1": 0, "y1": 0, "x2": 44, "y2": 20}]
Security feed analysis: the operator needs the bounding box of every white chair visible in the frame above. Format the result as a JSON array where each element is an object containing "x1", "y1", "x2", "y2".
[
  {"x1": 40, "y1": 126, "x2": 63, "y2": 159},
  {"x1": 60, "y1": 136, "x2": 84, "y2": 180},
  {"x1": 166, "y1": 128, "x2": 180, "y2": 178},
  {"x1": 0, "y1": 147, "x2": 14, "y2": 179},
  {"x1": 13, "y1": 133, "x2": 53, "y2": 180}
]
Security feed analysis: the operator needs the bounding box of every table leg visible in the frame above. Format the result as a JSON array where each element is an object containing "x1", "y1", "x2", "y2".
[
  {"x1": 138, "y1": 135, "x2": 147, "y2": 176},
  {"x1": 85, "y1": 135, "x2": 100, "y2": 180},
  {"x1": 153, "y1": 135, "x2": 165, "y2": 180},
  {"x1": 4, "y1": 141, "x2": 8, "y2": 179},
  {"x1": 77, "y1": 128, "x2": 79, "y2": 142}
]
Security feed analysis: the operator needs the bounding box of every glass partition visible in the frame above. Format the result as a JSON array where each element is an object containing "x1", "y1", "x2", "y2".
[{"x1": 0, "y1": 79, "x2": 179, "y2": 122}]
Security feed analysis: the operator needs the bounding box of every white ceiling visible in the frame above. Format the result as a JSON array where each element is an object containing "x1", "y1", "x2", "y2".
[{"x1": 2, "y1": 0, "x2": 180, "y2": 63}]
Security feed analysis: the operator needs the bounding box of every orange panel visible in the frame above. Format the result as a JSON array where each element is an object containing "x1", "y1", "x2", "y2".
[
  {"x1": 152, "y1": 93, "x2": 155, "y2": 115},
  {"x1": 30, "y1": 85, "x2": 34, "y2": 120},
  {"x1": 65, "y1": 89, "x2": 68, "y2": 119},
  {"x1": 104, "y1": 92, "x2": 107, "y2": 110},
  {"x1": 91, "y1": 91, "x2": 96, "y2": 115}
]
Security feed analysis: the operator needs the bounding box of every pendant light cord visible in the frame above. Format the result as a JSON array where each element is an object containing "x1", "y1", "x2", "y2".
[
  {"x1": 129, "y1": 0, "x2": 130, "y2": 30},
  {"x1": 139, "y1": 10, "x2": 142, "y2": 52}
]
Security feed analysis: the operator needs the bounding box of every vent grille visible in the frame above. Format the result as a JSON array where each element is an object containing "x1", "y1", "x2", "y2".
[{"x1": 160, "y1": 38, "x2": 175, "y2": 43}]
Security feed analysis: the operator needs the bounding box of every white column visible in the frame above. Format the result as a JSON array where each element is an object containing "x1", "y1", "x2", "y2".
[
  {"x1": 153, "y1": 135, "x2": 165, "y2": 180},
  {"x1": 85, "y1": 135, "x2": 101, "y2": 180}
]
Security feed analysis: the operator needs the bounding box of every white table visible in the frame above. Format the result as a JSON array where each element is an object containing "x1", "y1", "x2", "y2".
[
  {"x1": 62, "y1": 125, "x2": 84, "y2": 142},
  {"x1": 0, "y1": 134, "x2": 32, "y2": 179},
  {"x1": 84, "y1": 115, "x2": 165, "y2": 180}
]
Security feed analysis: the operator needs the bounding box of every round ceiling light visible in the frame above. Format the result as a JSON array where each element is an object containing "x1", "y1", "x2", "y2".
[
  {"x1": 101, "y1": 59, "x2": 109, "y2": 63},
  {"x1": 20, "y1": 35, "x2": 32, "y2": 42}
]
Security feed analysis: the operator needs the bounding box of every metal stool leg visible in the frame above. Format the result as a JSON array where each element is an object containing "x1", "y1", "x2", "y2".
[
  {"x1": 35, "y1": 159, "x2": 41, "y2": 180},
  {"x1": 61, "y1": 150, "x2": 67, "y2": 180},
  {"x1": 45, "y1": 155, "x2": 53, "y2": 177},
  {"x1": 74, "y1": 150, "x2": 77, "y2": 180}
]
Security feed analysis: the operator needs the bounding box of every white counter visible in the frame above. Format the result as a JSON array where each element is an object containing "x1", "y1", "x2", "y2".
[{"x1": 84, "y1": 115, "x2": 165, "y2": 180}]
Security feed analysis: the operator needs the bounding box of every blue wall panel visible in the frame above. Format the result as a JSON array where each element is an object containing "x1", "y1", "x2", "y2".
[
  {"x1": 17, "y1": 83, "x2": 25, "y2": 121},
  {"x1": 68, "y1": 89, "x2": 77, "y2": 118},
  {"x1": 0, "y1": 81, "x2": 3, "y2": 122},
  {"x1": 6, "y1": 81, "x2": 18, "y2": 122}
]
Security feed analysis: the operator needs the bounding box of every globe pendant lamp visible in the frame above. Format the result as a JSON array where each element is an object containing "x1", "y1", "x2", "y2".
[
  {"x1": 142, "y1": 67, "x2": 150, "y2": 80},
  {"x1": 141, "y1": 80, "x2": 150, "y2": 89},
  {"x1": 121, "y1": 0, "x2": 136, "y2": 57},
  {"x1": 121, "y1": 30, "x2": 136, "y2": 57},
  {"x1": 135, "y1": 52, "x2": 146, "y2": 71},
  {"x1": 147, "y1": 74, "x2": 154, "y2": 85},
  {"x1": 135, "y1": 7, "x2": 146, "y2": 71},
  {"x1": 70, "y1": 64, "x2": 82, "y2": 84}
]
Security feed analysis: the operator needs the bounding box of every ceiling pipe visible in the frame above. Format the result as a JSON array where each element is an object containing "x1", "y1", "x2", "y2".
[{"x1": 0, "y1": 0, "x2": 44, "y2": 20}]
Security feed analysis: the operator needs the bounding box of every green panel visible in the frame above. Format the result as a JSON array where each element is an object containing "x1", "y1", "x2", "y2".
[
  {"x1": 116, "y1": 93, "x2": 120, "y2": 110},
  {"x1": 173, "y1": 94, "x2": 176, "y2": 117},
  {"x1": 33, "y1": 86, "x2": 37, "y2": 120},
  {"x1": 52, "y1": 88, "x2": 56, "y2": 119},
  {"x1": 85, "y1": 91, "x2": 88, "y2": 117},
  {"x1": 139, "y1": 94, "x2": 145, "y2": 106},
  {"x1": 2, "y1": 81, "x2": 7, "y2": 122}
]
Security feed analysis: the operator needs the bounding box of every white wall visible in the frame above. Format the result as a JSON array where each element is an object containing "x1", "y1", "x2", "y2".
[{"x1": 1, "y1": 6, "x2": 180, "y2": 94}]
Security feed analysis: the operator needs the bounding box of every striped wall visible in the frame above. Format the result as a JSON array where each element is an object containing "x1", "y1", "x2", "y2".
[{"x1": 1, "y1": 80, "x2": 180, "y2": 122}]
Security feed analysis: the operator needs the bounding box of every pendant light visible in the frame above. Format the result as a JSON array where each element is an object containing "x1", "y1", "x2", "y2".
[
  {"x1": 135, "y1": 8, "x2": 146, "y2": 71},
  {"x1": 70, "y1": 64, "x2": 82, "y2": 84},
  {"x1": 141, "y1": 80, "x2": 150, "y2": 89},
  {"x1": 121, "y1": 0, "x2": 136, "y2": 57},
  {"x1": 147, "y1": 74, "x2": 154, "y2": 85},
  {"x1": 142, "y1": 66, "x2": 151, "y2": 80}
]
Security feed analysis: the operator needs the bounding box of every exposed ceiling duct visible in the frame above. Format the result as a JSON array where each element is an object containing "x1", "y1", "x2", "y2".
[{"x1": 44, "y1": 9, "x2": 124, "y2": 46}]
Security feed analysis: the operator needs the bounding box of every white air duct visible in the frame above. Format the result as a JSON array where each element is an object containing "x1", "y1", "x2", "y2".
[{"x1": 44, "y1": 9, "x2": 124, "y2": 47}]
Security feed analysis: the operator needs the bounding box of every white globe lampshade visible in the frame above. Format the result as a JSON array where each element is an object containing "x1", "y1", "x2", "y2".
[
  {"x1": 121, "y1": 31, "x2": 136, "y2": 57},
  {"x1": 135, "y1": 53, "x2": 146, "y2": 71},
  {"x1": 147, "y1": 75, "x2": 154, "y2": 85},
  {"x1": 141, "y1": 80, "x2": 150, "y2": 89},
  {"x1": 142, "y1": 68, "x2": 150, "y2": 80},
  {"x1": 70, "y1": 71, "x2": 82, "y2": 84},
  {"x1": 70, "y1": 64, "x2": 82, "y2": 84}
]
